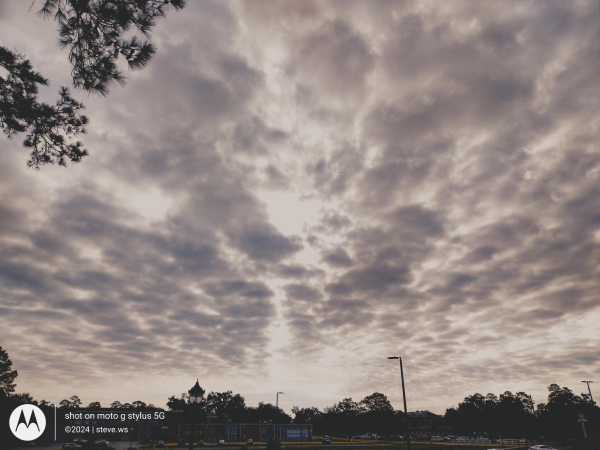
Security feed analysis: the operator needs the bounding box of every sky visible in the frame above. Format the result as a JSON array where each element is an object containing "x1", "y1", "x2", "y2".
[{"x1": 0, "y1": 0, "x2": 599, "y2": 415}]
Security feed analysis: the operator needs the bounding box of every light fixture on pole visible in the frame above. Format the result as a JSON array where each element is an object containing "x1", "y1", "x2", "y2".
[
  {"x1": 188, "y1": 380, "x2": 205, "y2": 450},
  {"x1": 388, "y1": 356, "x2": 411, "y2": 450},
  {"x1": 276, "y1": 392, "x2": 284, "y2": 408},
  {"x1": 581, "y1": 381, "x2": 594, "y2": 404}
]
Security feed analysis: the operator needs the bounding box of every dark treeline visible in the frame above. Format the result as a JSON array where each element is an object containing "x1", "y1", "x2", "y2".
[
  {"x1": 165, "y1": 390, "x2": 400, "y2": 437},
  {"x1": 1, "y1": 346, "x2": 599, "y2": 442},
  {"x1": 444, "y1": 386, "x2": 600, "y2": 440}
]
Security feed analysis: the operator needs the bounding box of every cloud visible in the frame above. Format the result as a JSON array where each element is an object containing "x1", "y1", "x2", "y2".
[
  {"x1": 0, "y1": 0, "x2": 598, "y2": 414},
  {"x1": 322, "y1": 248, "x2": 354, "y2": 268},
  {"x1": 233, "y1": 223, "x2": 303, "y2": 263}
]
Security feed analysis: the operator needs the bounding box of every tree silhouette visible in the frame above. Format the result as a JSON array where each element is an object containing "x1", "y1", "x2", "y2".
[
  {"x1": 359, "y1": 393, "x2": 395, "y2": 437},
  {"x1": 292, "y1": 406, "x2": 322, "y2": 424},
  {"x1": 0, "y1": 47, "x2": 88, "y2": 169},
  {"x1": 0, "y1": 345, "x2": 18, "y2": 395},
  {"x1": 59, "y1": 394, "x2": 82, "y2": 408},
  {"x1": 1, "y1": 0, "x2": 185, "y2": 168},
  {"x1": 360, "y1": 392, "x2": 393, "y2": 412},
  {"x1": 167, "y1": 393, "x2": 188, "y2": 411},
  {"x1": 537, "y1": 384, "x2": 599, "y2": 439},
  {"x1": 205, "y1": 390, "x2": 248, "y2": 422},
  {"x1": 38, "y1": 0, "x2": 185, "y2": 95}
]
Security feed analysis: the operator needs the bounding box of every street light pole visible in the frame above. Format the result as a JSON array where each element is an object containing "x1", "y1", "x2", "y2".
[
  {"x1": 388, "y1": 356, "x2": 411, "y2": 450},
  {"x1": 188, "y1": 380, "x2": 205, "y2": 450},
  {"x1": 276, "y1": 392, "x2": 284, "y2": 442},
  {"x1": 581, "y1": 381, "x2": 594, "y2": 404}
]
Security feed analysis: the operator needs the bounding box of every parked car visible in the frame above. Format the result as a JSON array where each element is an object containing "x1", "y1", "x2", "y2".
[
  {"x1": 157, "y1": 441, "x2": 165, "y2": 449},
  {"x1": 73, "y1": 439, "x2": 87, "y2": 444},
  {"x1": 246, "y1": 439, "x2": 253, "y2": 446},
  {"x1": 321, "y1": 439, "x2": 332, "y2": 445},
  {"x1": 530, "y1": 446, "x2": 557, "y2": 450},
  {"x1": 63, "y1": 444, "x2": 81, "y2": 450},
  {"x1": 217, "y1": 440, "x2": 226, "y2": 447},
  {"x1": 198, "y1": 440, "x2": 205, "y2": 446}
]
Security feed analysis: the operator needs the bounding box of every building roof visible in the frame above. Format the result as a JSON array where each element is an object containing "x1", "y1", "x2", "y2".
[
  {"x1": 394, "y1": 410, "x2": 441, "y2": 417},
  {"x1": 408, "y1": 410, "x2": 440, "y2": 417}
]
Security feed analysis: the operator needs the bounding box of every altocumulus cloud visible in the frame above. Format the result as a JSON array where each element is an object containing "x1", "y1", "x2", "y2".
[{"x1": 0, "y1": 0, "x2": 599, "y2": 412}]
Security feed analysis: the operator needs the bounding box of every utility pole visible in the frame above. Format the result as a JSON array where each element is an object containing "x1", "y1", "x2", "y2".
[{"x1": 581, "y1": 381, "x2": 594, "y2": 404}]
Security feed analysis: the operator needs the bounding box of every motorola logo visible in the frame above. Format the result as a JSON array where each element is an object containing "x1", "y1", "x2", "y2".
[{"x1": 10, "y1": 404, "x2": 46, "y2": 441}]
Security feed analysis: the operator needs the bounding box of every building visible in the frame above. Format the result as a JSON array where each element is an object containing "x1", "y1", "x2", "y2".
[
  {"x1": 394, "y1": 410, "x2": 453, "y2": 436},
  {"x1": 178, "y1": 422, "x2": 312, "y2": 443},
  {"x1": 177, "y1": 381, "x2": 312, "y2": 443}
]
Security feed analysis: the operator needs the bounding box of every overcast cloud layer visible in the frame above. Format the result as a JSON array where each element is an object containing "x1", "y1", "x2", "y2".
[{"x1": 0, "y1": 0, "x2": 599, "y2": 414}]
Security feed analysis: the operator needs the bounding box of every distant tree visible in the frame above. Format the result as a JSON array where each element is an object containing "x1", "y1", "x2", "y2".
[
  {"x1": 359, "y1": 393, "x2": 395, "y2": 436},
  {"x1": 167, "y1": 393, "x2": 189, "y2": 411},
  {"x1": 205, "y1": 391, "x2": 247, "y2": 422},
  {"x1": 445, "y1": 386, "x2": 600, "y2": 440},
  {"x1": 444, "y1": 407, "x2": 461, "y2": 433},
  {"x1": 327, "y1": 398, "x2": 363, "y2": 414},
  {"x1": 1, "y1": 0, "x2": 185, "y2": 168},
  {"x1": 516, "y1": 392, "x2": 534, "y2": 413},
  {"x1": 444, "y1": 393, "x2": 487, "y2": 435},
  {"x1": 0, "y1": 346, "x2": 18, "y2": 394},
  {"x1": 9, "y1": 392, "x2": 38, "y2": 405},
  {"x1": 60, "y1": 395, "x2": 82, "y2": 409},
  {"x1": 132, "y1": 400, "x2": 147, "y2": 409},
  {"x1": 248, "y1": 402, "x2": 291, "y2": 423},
  {"x1": 360, "y1": 392, "x2": 393, "y2": 412},
  {"x1": 581, "y1": 393, "x2": 594, "y2": 405},
  {"x1": 535, "y1": 402, "x2": 546, "y2": 414},
  {"x1": 292, "y1": 406, "x2": 322, "y2": 424},
  {"x1": 88, "y1": 401, "x2": 101, "y2": 409},
  {"x1": 322, "y1": 398, "x2": 362, "y2": 437},
  {"x1": 443, "y1": 391, "x2": 534, "y2": 437},
  {"x1": 110, "y1": 400, "x2": 123, "y2": 409},
  {"x1": 537, "y1": 384, "x2": 600, "y2": 439},
  {"x1": 495, "y1": 391, "x2": 535, "y2": 438}
]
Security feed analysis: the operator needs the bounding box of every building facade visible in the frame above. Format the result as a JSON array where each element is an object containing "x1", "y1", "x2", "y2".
[
  {"x1": 178, "y1": 423, "x2": 312, "y2": 442},
  {"x1": 394, "y1": 410, "x2": 453, "y2": 436}
]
